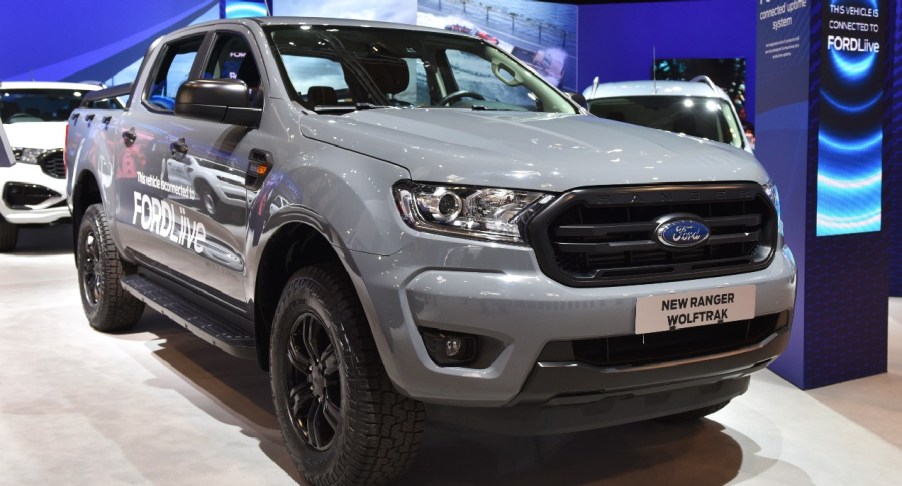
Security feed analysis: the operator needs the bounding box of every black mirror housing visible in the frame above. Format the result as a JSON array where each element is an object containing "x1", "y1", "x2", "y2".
[{"x1": 175, "y1": 79, "x2": 261, "y2": 127}]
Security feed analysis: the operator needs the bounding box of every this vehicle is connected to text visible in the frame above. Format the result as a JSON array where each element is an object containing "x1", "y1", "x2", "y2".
[{"x1": 67, "y1": 17, "x2": 796, "y2": 486}]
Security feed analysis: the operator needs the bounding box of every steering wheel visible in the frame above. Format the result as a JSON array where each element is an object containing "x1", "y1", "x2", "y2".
[{"x1": 438, "y1": 90, "x2": 485, "y2": 106}]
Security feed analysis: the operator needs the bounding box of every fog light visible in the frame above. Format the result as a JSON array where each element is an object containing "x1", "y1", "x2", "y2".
[
  {"x1": 445, "y1": 337, "x2": 463, "y2": 357},
  {"x1": 421, "y1": 329, "x2": 478, "y2": 366}
]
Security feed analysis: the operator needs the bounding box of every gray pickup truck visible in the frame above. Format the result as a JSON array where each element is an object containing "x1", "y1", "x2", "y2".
[{"x1": 66, "y1": 17, "x2": 796, "y2": 486}]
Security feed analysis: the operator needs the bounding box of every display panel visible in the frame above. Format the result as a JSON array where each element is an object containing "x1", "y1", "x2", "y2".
[
  {"x1": 816, "y1": 0, "x2": 886, "y2": 236},
  {"x1": 417, "y1": 0, "x2": 578, "y2": 90},
  {"x1": 221, "y1": 0, "x2": 271, "y2": 18},
  {"x1": 273, "y1": 0, "x2": 416, "y2": 24}
]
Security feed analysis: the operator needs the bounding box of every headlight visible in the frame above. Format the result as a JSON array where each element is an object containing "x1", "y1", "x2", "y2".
[
  {"x1": 13, "y1": 148, "x2": 53, "y2": 165},
  {"x1": 393, "y1": 182, "x2": 554, "y2": 244},
  {"x1": 763, "y1": 179, "x2": 783, "y2": 234}
]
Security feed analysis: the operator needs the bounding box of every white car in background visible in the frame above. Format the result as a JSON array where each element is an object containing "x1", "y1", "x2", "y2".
[
  {"x1": 0, "y1": 82, "x2": 106, "y2": 251},
  {"x1": 582, "y1": 76, "x2": 751, "y2": 152}
]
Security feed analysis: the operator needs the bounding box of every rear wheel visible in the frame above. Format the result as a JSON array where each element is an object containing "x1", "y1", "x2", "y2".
[
  {"x1": 271, "y1": 263, "x2": 425, "y2": 486},
  {"x1": 655, "y1": 400, "x2": 731, "y2": 423},
  {"x1": 0, "y1": 216, "x2": 17, "y2": 252},
  {"x1": 76, "y1": 204, "x2": 144, "y2": 332}
]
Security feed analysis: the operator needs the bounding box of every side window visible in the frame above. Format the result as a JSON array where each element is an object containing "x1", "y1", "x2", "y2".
[
  {"x1": 203, "y1": 32, "x2": 262, "y2": 103},
  {"x1": 146, "y1": 35, "x2": 204, "y2": 112}
]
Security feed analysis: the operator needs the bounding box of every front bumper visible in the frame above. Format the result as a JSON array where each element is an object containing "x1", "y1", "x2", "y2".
[
  {"x1": 0, "y1": 162, "x2": 69, "y2": 224},
  {"x1": 351, "y1": 233, "x2": 796, "y2": 408}
]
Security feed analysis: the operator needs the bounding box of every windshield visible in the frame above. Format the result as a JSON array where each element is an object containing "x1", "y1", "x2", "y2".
[
  {"x1": 587, "y1": 96, "x2": 745, "y2": 149},
  {"x1": 265, "y1": 25, "x2": 577, "y2": 114},
  {"x1": 0, "y1": 89, "x2": 88, "y2": 123}
]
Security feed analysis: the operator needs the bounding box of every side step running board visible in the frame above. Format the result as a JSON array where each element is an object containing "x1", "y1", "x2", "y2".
[{"x1": 121, "y1": 274, "x2": 257, "y2": 360}]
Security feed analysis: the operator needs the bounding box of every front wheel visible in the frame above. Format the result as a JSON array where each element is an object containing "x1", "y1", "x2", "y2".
[
  {"x1": 270, "y1": 264, "x2": 425, "y2": 486},
  {"x1": 76, "y1": 204, "x2": 144, "y2": 332}
]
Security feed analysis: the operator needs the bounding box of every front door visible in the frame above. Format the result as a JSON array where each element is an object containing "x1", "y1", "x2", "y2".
[{"x1": 116, "y1": 29, "x2": 267, "y2": 314}]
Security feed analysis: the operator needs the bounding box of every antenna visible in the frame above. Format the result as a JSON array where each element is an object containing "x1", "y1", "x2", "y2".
[
  {"x1": 591, "y1": 76, "x2": 599, "y2": 99},
  {"x1": 652, "y1": 46, "x2": 657, "y2": 94}
]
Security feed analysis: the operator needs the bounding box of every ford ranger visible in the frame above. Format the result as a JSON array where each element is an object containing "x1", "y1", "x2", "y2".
[{"x1": 66, "y1": 17, "x2": 796, "y2": 486}]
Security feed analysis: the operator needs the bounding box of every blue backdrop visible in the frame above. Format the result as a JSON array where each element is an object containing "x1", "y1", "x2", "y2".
[
  {"x1": 892, "y1": 2, "x2": 902, "y2": 297},
  {"x1": 577, "y1": 0, "x2": 758, "y2": 124},
  {"x1": 0, "y1": 1, "x2": 219, "y2": 85}
]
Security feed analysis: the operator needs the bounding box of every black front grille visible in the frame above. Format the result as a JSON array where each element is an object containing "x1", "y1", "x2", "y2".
[
  {"x1": 538, "y1": 311, "x2": 787, "y2": 368},
  {"x1": 526, "y1": 183, "x2": 777, "y2": 287},
  {"x1": 38, "y1": 150, "x2": 66, "y2": 179}
]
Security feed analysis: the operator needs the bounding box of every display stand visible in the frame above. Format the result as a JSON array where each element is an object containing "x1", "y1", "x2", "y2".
[
  {"x1": 756, "y1": 0, "x2": 891, "y2": 388},
  {"x1": 891, "y1": 7, "x2": 902, "y2": 298}
]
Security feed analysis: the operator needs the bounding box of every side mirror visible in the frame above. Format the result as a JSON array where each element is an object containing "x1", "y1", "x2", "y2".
[
  {"x1": 175, "y1": 79, "x2": 261, "y2": 127},
  {"x1": 564, "y1": 91, "x2": 588, "y2": 110}
]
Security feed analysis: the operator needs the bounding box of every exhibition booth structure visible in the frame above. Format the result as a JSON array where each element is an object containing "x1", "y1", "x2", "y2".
[{"x1": 0, "y1": 0, "x2": 898, "y2": 388}]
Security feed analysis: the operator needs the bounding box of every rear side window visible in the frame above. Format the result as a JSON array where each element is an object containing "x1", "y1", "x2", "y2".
[{"x1": 146, "y1": 35, "x2": 204, "y2": 112}]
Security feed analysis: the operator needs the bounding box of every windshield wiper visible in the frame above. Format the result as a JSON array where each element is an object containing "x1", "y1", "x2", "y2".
[
  {"x1": 470, "y1": 105, "x2": 520, "y2": 112},
  {"x1": 354, "y1": 103, "x2": 389, "y2": 110},
  {"x1": 313, "y1": 103, "x2": 390, "y2": 114}
]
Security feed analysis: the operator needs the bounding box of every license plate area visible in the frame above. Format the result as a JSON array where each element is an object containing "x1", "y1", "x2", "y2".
[{"x1": 635, "y1": 285, "x2": 756, "y2": 334}]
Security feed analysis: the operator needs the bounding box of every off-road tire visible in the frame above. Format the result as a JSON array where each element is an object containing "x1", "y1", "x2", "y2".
[
  {"x1": 656, "y1": 400, "x2": 731, "y2": 423},
  {"x1": 76, "y1": 204, "x2": 144, "y2": 332},
  {"x1": 0, "y1": 216, "x2": 17, "y2": 252},
  {"x1": 271, "y1": 263, "x2": 425, "y2": 486}
]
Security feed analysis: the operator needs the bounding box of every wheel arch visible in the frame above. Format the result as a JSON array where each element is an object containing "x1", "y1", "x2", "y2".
[
  {"x1": 70, "y1": 170, "x2": 102, "y2": 257},
  {"x1": 253, "y1": 220, "x2": 347, "y2": 370}
]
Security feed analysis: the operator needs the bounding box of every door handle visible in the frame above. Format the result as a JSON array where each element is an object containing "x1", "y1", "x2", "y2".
[
  {"x1": 170, "y1": 137, "x2": 188, "y2": 159},
  {"x1": 122, "y1": 128, "x2": 136, "y2": 147},
  {"x1": 101, "y1": 116, "x2": 113, "y2": 125}
]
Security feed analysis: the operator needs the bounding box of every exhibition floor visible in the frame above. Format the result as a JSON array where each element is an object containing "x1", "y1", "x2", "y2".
[{"x1": 1, "y1": 225, "x2": 900, "y2": 486}]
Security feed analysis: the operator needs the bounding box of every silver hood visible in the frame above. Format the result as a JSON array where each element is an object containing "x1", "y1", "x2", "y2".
[{"x1": 300, "y1": 109, "x2": 768, "y2": 192}]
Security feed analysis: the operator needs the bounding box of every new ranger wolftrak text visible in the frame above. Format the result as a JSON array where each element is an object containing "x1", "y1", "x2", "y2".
[{"x1": 66, "y1": 17, "x2": 797, "y2": 486}]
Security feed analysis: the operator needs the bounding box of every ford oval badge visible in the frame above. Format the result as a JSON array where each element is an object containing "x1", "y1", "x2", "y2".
[{"x1": 655, "y1": 217, "x2": 710, "y2": 248}]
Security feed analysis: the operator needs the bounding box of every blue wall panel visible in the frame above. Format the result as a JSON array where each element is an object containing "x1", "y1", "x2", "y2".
[
  {"x1": 0, "y1": 1, "x2": 218, "y2": 84},
  {"x1": 891, "y1": 1, "x2": 902, "y2": 297},
  {"x1": 577, "y1": 0, "x2": 757, "y2": 122}
]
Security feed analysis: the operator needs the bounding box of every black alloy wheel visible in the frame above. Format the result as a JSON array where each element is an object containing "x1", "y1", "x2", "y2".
[
  {"x1": 76, "y1": 204, "x2": 144, "y2": 332},
  {"x1": 271, "y1": 264, "x2": 425, "y2": 486},
  {"x1": 286, "y1": 312, "x2": 342, "y2": 451},
  {"x1": 81, "y1": 228, "x2": 103, "y2": 307}
]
